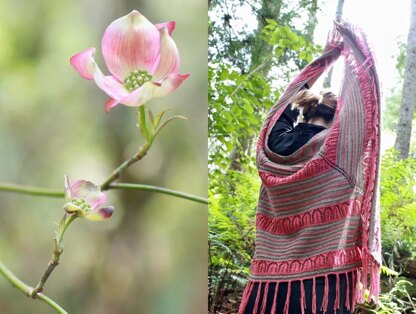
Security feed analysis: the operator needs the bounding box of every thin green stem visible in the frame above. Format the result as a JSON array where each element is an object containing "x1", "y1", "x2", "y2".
[
  {"x1": 139, "y1": 105, "x2": 151, "y2": 141},
  {"x1": 0, "y1": 181, "x2": 206, "y2": 204},
  {"x1": 32, "y1": 214, "x2": 76, "y2": 296},
  {"x1": 36, "y1": 294, "x2": 68, "y2": 314},
  {"x1": 101, "y1": 106, "x2": 154, "y2": 190},
  {"x1": 0, "y1": 259, "x2": 67, "y2": 313},
  {"x1": 109, "y1": 183, "x2": 208, "y2": 204},
  {"x1": 0, "y1": 183, "x2": 64, "y2": 197},
  {"x1": 100, "y1": 140, "x2": 152, "y2": 191}
]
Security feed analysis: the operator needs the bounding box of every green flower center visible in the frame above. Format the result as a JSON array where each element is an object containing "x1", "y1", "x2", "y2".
[
  {"x1": 124, "y1": 70, "x2": 152, "y2": 92},
  {"x1": 72, "y1": 198, "x2": 91, "y2": 211}
]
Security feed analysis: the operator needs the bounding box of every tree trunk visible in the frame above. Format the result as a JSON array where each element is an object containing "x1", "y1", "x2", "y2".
[
  {"x1": 304, "y1": 0, "x2": 319, "y2": 42},
  {"x1": 335, "y1": 0, "x2": 345, "y2": 21},
  {"x1": 395, "y1": 0, "x2": 416, "y2": 159}
]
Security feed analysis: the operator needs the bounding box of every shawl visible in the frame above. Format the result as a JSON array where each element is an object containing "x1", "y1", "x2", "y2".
[{"x1": 239, "y1": 21, "x2": 381, "y2": 314}]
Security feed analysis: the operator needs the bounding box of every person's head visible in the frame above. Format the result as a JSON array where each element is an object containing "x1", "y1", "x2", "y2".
[{"x1": 293, "y1": 89, "x2": 337, "y2": 125}]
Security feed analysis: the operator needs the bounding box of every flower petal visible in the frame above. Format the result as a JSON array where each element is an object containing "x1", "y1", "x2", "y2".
[
  {"x1": 70, "y1": 180, "x2": 106, "y2": 209},
  {"x1": 70, "y1": 47, "x2": 96, "y2": 80},
  {"x1": 155, "y1": 21, "x2": 175, "y2": 35},
  {"x1": 106, "y1": 81, "x2": 159, "y2": 111},
  {"x1": 70, "y1": 47, "x2": 128, "y2": 101},
  {"x1": 153, "y1": 73, "x2": 190, "y2": 98},
  {"x1": 105, "y1": 98, "x2": 119, "y2": 112},
  {"x1": 151, "y1": 27, "x2": 180, "y2": 81},
  {"x1": 85, "y1": 206, "x2": 114, "y2": 221},
  {"x1": 102, "y1": 10, "x2": 160, "y2": 81},
  {"x1": 64, "y1": 175, "x2": 71, "y2": 201}
]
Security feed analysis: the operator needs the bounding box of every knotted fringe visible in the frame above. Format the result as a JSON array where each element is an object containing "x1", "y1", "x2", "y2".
[
  {"x1": 320, "y1": 275, "x2": 329, "y2": 312},
  {"x1": 300, "y1": 280, "x2": 306, "y2": 314},
  {"x1": 283, "y1": 281, "x2": 291, "y2": 314},
  {"x1": 253, "y1": 283, "x2": 262, "y2": 313},
  {"x1": 238, "y1": 270, "x2": 366, "y2": 314},
  {"x1": 239, "y1": 281, "x2": 254, "y2": 313},
  {"x1": 312, "y1": 277, "x2": 316, "y2": 314},
  {"x1": 334, "y1": 274, "x2": 340, "y2": 312},
  {"x1": 260, "y1": 283, "x2": 269, "y2": 314},
  {"x1": 237, "y1": 266, "x2": 376, "y2": 313},
  {"x1": 345, "y1": 271, "x2": 350, "y2": 310},
  {"x1": 359, "y1": 250, "x2": 381, "y2": 305},
  {"x1": 270, "y1": 282, "x2": 279, "y2": 314}
]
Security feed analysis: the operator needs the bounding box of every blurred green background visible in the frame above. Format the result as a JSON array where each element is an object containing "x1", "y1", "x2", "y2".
[{"x1": 0, "y1": 0, "x2": 207, "y2": 313}]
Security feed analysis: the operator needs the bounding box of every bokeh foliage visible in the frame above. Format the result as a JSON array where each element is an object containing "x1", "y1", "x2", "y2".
[{"x1": 0, "y1": 1, "x2": 207, "y2": 313}]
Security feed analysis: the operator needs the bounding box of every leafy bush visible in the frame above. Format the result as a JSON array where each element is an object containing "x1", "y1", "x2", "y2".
[
  {"x1": 356, "y1": 277, "x2": 416, "y2": 314},
  {"x1": 355, "y1": 149, "x2": 416, "y2": 313},
  {"x1": 380, "y1": 149, "x2": 416, "y2": 267},
  {"x1": 208, "y1": 170, "x2": 260, "y2": 313}
]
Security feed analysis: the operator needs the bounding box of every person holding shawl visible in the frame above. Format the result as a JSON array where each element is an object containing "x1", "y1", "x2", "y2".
[{"x1": 238, "y1": 20, "x2": 381, "y2": 314}]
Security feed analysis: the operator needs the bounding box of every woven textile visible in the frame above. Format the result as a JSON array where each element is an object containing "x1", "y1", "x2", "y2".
[{"x1": 239, "y1": 21, "x2": 381, "y2": 314}]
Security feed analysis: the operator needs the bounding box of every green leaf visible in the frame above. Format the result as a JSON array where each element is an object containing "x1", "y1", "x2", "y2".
[{"x1": 153, "y1": 108, "x2": 171, "y2": 129}]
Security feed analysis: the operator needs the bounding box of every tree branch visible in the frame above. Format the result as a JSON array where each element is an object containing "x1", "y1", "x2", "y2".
[
  {"x1": 0, "y1": 183, "x2": 64, "y2": 197},
  {"x1": 0, "y1": 259, "x2": 67, "y2": 313},
  {"x1": 108, "y1": 183, "x2": 208, "y2": 204},
  {"x1": 100, "y1": 141, "x2": 152, "y2": 191}
]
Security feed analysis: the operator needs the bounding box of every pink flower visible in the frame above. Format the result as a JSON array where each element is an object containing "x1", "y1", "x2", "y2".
[
  {"x1": 70, "y1": 10, "x2": 190, "y2": 112},
  {"x1": 63, "y1": 175, "x2": 114, "y2": 221}
]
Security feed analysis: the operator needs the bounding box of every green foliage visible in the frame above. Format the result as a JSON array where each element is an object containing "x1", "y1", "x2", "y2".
[
  {"x1": 357, "y1": 278, "x2": 416, "y2": 314},
  {"x1": 208, "y1": 170, "x2": 260, "y2": 312},
  {"x1": 208, "y1": 62, "x2": 276, "y2": 172},
  {"x1": 208, "y1": 19, "x2": 322, "y2": 173},
  {"x1": 381, "y1": 265, "x2": 400, "y2": 277},
  {"x1": 261, "y1": 19, "x2": 322, "y2": 65},
  {"x1": 380, "y1": 148, "x2": 416, "y2": 263},
  {"x1": 209, "y1": 0, "x2": 321, "y2": 73}
]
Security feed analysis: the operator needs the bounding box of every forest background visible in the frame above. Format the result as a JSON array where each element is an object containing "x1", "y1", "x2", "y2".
[
  {"x1": 208, "y1": 0, "x2": 416, "y2": 313},
  {"x1": 0, "y1": 0, "x2": 207, "y2": 313}
]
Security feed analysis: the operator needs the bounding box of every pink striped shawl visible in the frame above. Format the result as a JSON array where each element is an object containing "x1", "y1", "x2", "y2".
[{"x1": 239, "y1": 21, "x2": 381, "y2": 314}]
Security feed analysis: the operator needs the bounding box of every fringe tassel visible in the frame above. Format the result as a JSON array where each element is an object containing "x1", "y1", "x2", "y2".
[
  {"x1": 320, "y1": 275, "x2": 329, "y2": 313},
  {"x1": 260, "y1": 282, "x2": 269, "y2": 314},
  {"x1": 283, "y1": 282, "x2": 291, "y2": 314},
  {"x1": 271, "y1": 282, "x2": 279, "y2": 314},
  {"x1": 238, "y1": 281, "x2": 254, "y2": 314},
  {"x1": 356, "y1": 269, "x2": 362, "y2": 306},
  {"x1": 370, "y1": 262, "x2": 381, "y2": 303},
  {"x1": 346, "y1": 271, "x2": 351, "y2": 310},
  {"x1": 351, "y1": 269, "x2": 358, "y2": 311},
  {"x1": 253, "y1": 283, "x2": 262, "y2": 314},
  {"x1": 334, "y1": 273, "x2": 340, "y2": 311},
  {"x1": 300, "y1": 280, "x2": 306, "y2": 314},
  {"x1": 240, "y1": 269, "x2": 374, "y2": 314},
  {"x1": 312, "y1": 277, "x2": 316, "y2": 314},
  {"x1": 361, "y1": 249, "x2": 369, "y2": 304}
]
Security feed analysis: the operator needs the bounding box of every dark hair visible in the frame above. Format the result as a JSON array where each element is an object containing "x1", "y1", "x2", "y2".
[{"x1": 293, "y1": 89, "x2": 337, "y2": 122}]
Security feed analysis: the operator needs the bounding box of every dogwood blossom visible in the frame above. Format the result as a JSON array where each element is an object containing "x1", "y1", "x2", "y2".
[
  {"x1": 63, "y1": 175, "x2": 113, "y2": 221},
  {"x1": 70, "y1": 10, "x2": 189, "y2": 112}
]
